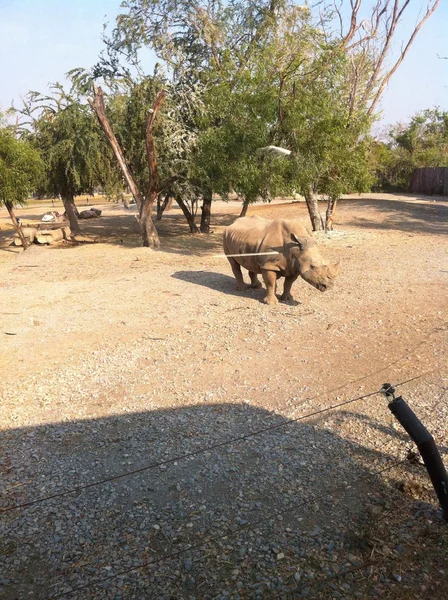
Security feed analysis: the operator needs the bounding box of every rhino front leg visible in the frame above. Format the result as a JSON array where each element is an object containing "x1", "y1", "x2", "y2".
[
  {"x1": 228, "y1": 258, "x2": 248, "y2": 291},
  {"x1": 261, "y1": 270, "x2": 278, "y2": 305},
  {"x1": 281, "y1": 274, "x2": 299, "y2": 303},
  {"x1": 249, "y1": 272, "x2": 262, "y2": 289}
]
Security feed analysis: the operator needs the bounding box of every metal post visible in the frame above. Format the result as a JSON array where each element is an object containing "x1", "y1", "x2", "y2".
[{"x1": 382, "y1": 383, "x2": 448, "y2": 521}]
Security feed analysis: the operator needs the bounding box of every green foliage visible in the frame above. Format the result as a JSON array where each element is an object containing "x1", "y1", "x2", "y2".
[
  {"x1": 73, "y1": 0, "x2": 375, "y2": 212},
  {"x1": 372, "y1": 109, "x2": 448, "y2": 192},
  {"x1": 106, "y1": 78, "x2": 161, "y2": 194},
  {"x1": 101, "y1": 72, "x2": 206, "y2": 210},
  {"x1": 17, "y1": 85, "x2": 122, "y2": 199},
  {"x1": 0, "y1": 122, "x2": 43, "y2": 207},
  {"x1": 192, "y1": 6, "x2": 373, "y2": 205},
  {"x1": 369, "y1": 141, "x2": 413, "y2": 192}
]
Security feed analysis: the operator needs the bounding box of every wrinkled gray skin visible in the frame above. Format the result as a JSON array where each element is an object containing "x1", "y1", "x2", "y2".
[{"x1": 223, "y1": 215, "x2": 340, "y2": 305}]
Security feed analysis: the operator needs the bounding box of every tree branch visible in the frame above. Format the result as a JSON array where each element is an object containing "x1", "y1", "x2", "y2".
[
  {"x1": 367, "y1": 0, "x2": 440, "y2": 115},
  {"x1": 88, "y1": 85, "x2": 144, "y2": 212},
  {"x1": 342, "y1": 0, "x2": 362, "y2": 45},
  {"x1": 145, "y1": 89, "x2": 167, "y2": 206}
]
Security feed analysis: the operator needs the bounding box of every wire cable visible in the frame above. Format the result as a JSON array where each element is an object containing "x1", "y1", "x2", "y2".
[
  {"x1": 47, "y1": 458, "x2": 408, "y2": 599},
  {"x1": 1, "y1": 370, "x2": 435, "y2": 514}
]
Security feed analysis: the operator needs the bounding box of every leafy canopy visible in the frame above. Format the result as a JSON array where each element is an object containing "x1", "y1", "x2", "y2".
[
  {"x1": 0, "y1": 119, "x2": 43, "y2": 208},
  {"x1": 372, "y1": 109, "x2": 448, "y2": 192},
  {"x1": 18, "y1": 84, "x2": 122, "y2": 199},
  {"x1": 73, "y1": 0, "x2": 375, "y2": 208}
]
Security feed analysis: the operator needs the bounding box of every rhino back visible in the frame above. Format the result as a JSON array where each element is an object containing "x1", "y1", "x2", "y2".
[
  {"x1": 224, "y1": 216, "x2": 269, "y2": 250},
  {"x1": 224, "y1": 216, "x2": 311, "y2": 273},
  {"x1": 223, "y1": 216, "x2": 269, "y2": 272}
]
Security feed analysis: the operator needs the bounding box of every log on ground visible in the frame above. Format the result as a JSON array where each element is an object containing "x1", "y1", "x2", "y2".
[
  {"x1": 13, "y1": 228, "x2": 37, "y2": 246},
  {"x1": 35, "y1": 227, "x2": 71, "y2": 245}
]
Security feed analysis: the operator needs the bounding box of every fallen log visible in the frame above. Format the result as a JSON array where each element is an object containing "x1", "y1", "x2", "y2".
[
  {"x1": 35, "y1": 227, "x2": 71, "y2": 245},
  {"x1": 13, "y1": 228, "x2": 37, "y2": 246},
  {"x1": 71, "y1": 234, "x2": 98, "y2": 244}
]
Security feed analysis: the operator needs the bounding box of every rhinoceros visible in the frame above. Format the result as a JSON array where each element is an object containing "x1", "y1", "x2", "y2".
[{"x1": 223, "y1": 215, "x2": 340, "y2": 305}]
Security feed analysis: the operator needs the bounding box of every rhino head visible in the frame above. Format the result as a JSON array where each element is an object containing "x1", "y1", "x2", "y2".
[{"x1": 290, "y1": 233, "x2": 340, "y2": 292}]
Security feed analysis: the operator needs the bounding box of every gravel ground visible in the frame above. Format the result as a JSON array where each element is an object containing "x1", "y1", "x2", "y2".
[{"x1": 1, "y1": 195, "x2": 447, "y2": 599}]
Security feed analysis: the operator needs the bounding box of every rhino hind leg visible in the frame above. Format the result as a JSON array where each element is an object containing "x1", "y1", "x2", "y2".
[
  {"x1": 280, "y1": 274, "x2": 299, "y2": 303},
  {"x1": 249, "y1": 272, "x2": 262, "y2": 289},
  {"x1": 261, "y1": 270, "x2": 278, "y2": 305},
  {"x1": 228, "y1": 258, "x2": 249, "y2": 291}
]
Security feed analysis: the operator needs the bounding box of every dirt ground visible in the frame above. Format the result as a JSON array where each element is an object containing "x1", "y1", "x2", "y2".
[{"x1": 1, "y1": 194, "x2": 447, "y2": 599}]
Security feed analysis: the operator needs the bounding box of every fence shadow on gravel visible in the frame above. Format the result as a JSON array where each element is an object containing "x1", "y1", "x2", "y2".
[{"x1": 1, "y1": 402, "x2": 444, "y2": 600}]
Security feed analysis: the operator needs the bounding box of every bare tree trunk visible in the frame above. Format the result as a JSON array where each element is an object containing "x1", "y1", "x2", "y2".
[
  {"x1": 304, "y1": 188, "x2": 324, "y2": 231},
  {"x1": 200, "y1": 192, "x2": 212, "y2": 233},
  {"x1": 6, "y1": 202, "x2": 28, "y2": 249},
  {"x1": 140, "y1": 201, "x2": 160, "y2": 247},
  {"x1": 176, "y1": 197, "x2": 200, "y2": 233},
  {"x1": 89, "y1": 86, "x2": 144, "y2": 212},
  {"x1": 61, "y1": 193, "x2": 80, "y2": 233},
  {"x1": 140, "y1": 89, "x2": 167, "y2": 248},
  {"x1": 239, "y1": 198, "x2": 250, "y2": 217},
  {"x1": 156, "y1": 195, "x2": 163, "y2": 220},
  {"x1": 156, "y1": 193, "x2": 172, "y2": 220},
  {"x1": 325, "y1": 196, "x2": 338, "y2": 232}
]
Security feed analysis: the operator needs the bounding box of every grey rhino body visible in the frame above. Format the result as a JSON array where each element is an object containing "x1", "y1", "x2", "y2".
[{"x1": 223, "y1": 215, "x2": 340, "y2": 305}]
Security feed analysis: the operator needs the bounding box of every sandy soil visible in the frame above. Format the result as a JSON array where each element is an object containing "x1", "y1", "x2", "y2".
[{"x1": 1, "y1": 194, "x2": 447, "y2": 599}]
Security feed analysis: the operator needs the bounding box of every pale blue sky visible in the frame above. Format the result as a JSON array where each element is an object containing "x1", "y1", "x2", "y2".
[{"x1": 1, "y1": 0, "x2": 447, "y2": 129}]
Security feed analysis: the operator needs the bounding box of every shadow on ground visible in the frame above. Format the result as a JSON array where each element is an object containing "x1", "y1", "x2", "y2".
[
  {"x1": 339, "y1": 198, "x2": 448, "y2": 235},
  {"x1": 0, "y1": 208, "x2": 234, "y2": 257},
  {"x1": 1, "y1": 403, "x2": 445, "y2": 600},
  {"x1": 171, "y1": 270, "x2": 267, "y2": 302},
  {"x1": 2, "y1": 196, "x2": 447, "y2": 260}
]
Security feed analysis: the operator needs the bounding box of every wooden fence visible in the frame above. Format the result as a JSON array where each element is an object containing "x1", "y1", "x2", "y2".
[{"x1": 411, "y1": 167, "x2": 448, "y2": 196}]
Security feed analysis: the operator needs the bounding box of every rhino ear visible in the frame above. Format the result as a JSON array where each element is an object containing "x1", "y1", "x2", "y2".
[
  {"x1": 329, "y1": 260, "x2": 341, "y2": 277},
  {"x1": 291, "y1": 233, "x2": 308, "y2": 250}
]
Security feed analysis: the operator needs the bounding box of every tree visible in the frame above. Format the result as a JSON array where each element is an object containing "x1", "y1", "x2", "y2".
[
  {"x1": 372, "y1": 109, "x2": 448, "y2": 191},
  {"x1": 82, "y1": 72, "x2": 207, "y2": 245},
  {"x1": 83, "y1": 0, "x2": 440, "y2": 233},
  {"x1": 295, "y1": 0, "x2": 441, "y2": 229},
  {"x1": 94, "y1": 0, "x2": 286, "y2": 231},
  {"x1": 0, "y1": 121, "x2": 43, "y2": 248},
  {"x1": 87, "y1": 82, "x2": 164, "y2": 247},
  {"x1": 17, "y1": 84, "x2": 122, "y2": 233},
  {"x1": 190, "y1": 5, "x2": 372, "y2": 229}
]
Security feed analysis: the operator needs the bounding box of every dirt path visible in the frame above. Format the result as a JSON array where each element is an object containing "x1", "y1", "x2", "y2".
[{"x1": 1, "y1": 195, "x2": 447, "y2": 599}]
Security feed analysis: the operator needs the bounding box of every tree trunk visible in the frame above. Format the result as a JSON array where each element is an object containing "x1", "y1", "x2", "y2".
[
  {"x1": 200, "y1": 192, "x2": 212, "y2": 233},
  {"x1": 239, "y1": 198, "x2": 250, "y2": 217},
  {"x1": 140, "y1": 89, "x2": 167, "y2": 247},
  {"x1": 176, "y1": 197, "x2": 199, "y2": 233},
  {"x1": 61, "y1": 194, "x2": 80, "y2": 233},
  {"x1": 304, "y1": 189, "x2": 324, "y2": 231},
  {"x1": 325, "y1": 196, "x2": 338, "y2": 232},
  {"x1": 90, "y1": 85, "x2": 166, "y2": 248},
  {"x1": 156, "y1": 193, "x2": 172, "y2": 220},
  {"x1": 140, "y1": 200, "x2": 160, "y2": 248},
  {"x1": 89, "y1": 86, "x2": 144, "y2": 212},
  {"x1": 165, "y1": 196, "x2": 173, "y2": 212},
  {"x1": 6, "y1": 202, "x2": 28, "y2": 249}
]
